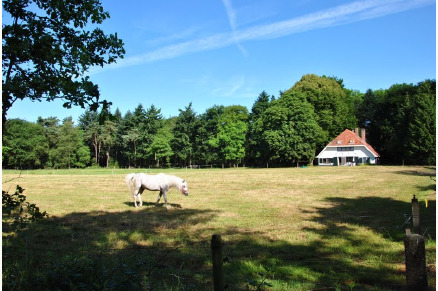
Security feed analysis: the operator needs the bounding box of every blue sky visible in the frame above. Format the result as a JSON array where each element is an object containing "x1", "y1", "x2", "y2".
[{"x1": 5, "y1": 0, "x2": 436, "y2": 123}]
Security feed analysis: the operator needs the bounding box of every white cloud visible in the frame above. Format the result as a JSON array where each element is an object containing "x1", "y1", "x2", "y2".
[
  {"x1": 222, "y1": 0, "x2": 247, "y2": 55},
  {"x1": 211, "y1": 75, "x2": 246, "y2": 97},
  {"x1": 181, "y1": 74, "x2": 256, "y2": 98},
  {"x1": 90, "y1": 0, "x2": 433, "y2": 74},
  {"x1": 145, "y1": 26, "x2": 203, "y2": 47}
]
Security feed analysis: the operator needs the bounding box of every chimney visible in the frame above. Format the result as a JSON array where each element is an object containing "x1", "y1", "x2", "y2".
[
  {"x1": 361, "y1": 128, "x2": 366, "y2": 142},
  {"x1": 355, "y1": 128, "x2": 359, "y2": 137}
]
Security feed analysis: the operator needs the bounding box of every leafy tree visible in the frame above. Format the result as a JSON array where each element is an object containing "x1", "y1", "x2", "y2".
[
  {"x1": 2, "y1": 0, "x2": 125, "y2": 126},
  {"x1": 356, "y1": 88, "x2": 387, "y2": 156},
  {"x1": 357, "y1": 89, "x2": 380, "y2": 128},
  {"x1": 79, "y1": 110, "x2": 101, "y2": 165},
  {"x1": 37, "y1": 116, "x2": 60, "y2": 149},
  {"x1": 247, "y1": 91, "x2": 272, "y2": 166},
  {"x1": 172, "y1": 103, "x2": 197, "y2": 167},
  {"x1": 357, "y1": 80, "x2": 435, "y2": 165},
  {"x1": 195, "y1": 105, "x2": 224, "y2": 165},
  {"x1": 150, "y1": 121, "x2": 174, "y2": 167},
  {"x1": 130, "y1": 104, "x2": 150, "y2": 166},
  {"x1": 290, "y1": 74, "x2": 355, "y2": 148},
  {"x1": 121, "y1": 128, "x2": 140, "y2": 168},
  {"x1": 51, "y1": 117, "x2": 90, "y2": 168},
  {"x1": 101, "y1": 120, "x2": 117, "y2": 167},
  {"x1": 143, "y1": 105, "x2": 165, "y2": 165},
  {"x1": 404, "y1": 80, "x2": 436, "y2": 165},
  {"x1": 209, "y1": 105, "x2": 248, "y2": 166},
  {"x1": 343, "y1": 88, "x2": 363, "y2": 128},
  {"x1": 144, "y1": 105, "x2": 164, "y2": 136},
  {"x1": 3, "y1": 119, "x2": 49, "y2": 168},
  {"x1": 260, "y1": 91, "x2": 323, "y2": 166},
  {"x1": 384, "y1": 83, "x2": 418, "y2": 163}
]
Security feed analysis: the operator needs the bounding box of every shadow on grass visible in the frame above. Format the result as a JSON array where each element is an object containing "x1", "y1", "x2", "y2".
[
  {"x1": 394, "y1": 168, "x2": 436, "y2": 193},
  {"x1": 220, "y1": 196, "x2": 436, "y2": 290},
  {"x1": 3, "y1": 196, "x2": 436, "y2": 290},
  {"x1": 3, "y1": 206, "x2": 219, "y2": 290},
  {"x1": 311, "y1": 196, "x2": 436, "y2": 241},
  {"x1": 123, "y1": 201, "x2": 183, "y2": 208},
  {"x1": 394, "y1": 168, "x2": 436, "y2": 177}
]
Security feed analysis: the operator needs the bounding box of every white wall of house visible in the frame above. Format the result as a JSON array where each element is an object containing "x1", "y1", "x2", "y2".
[{"x1": 317, "y1": 146, "x2": 378, "y2": 166}]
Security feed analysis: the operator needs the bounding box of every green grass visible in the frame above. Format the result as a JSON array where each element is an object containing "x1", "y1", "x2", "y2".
[{"x1": 2, "y1": 166, "x2": 436, "y2": 290}]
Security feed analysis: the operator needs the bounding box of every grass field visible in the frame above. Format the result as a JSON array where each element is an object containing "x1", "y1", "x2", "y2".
[{"x1": 2, "y1": 166, "x2": 436, "y2": 290}]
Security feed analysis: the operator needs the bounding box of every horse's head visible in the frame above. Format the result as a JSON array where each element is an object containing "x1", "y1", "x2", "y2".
[{"x1": 181, "y1": 180, "x2": 189, "y2": 196}]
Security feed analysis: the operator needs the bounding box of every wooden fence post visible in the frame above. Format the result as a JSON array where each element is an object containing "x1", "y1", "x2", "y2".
[
  {"x1": 211, "y1": 234, "x2": 224, "y2": 291},
  {"x1": 404, "y1": 234, "x2": 428, "y2": 290},
  {"x1": 411, "y1": 195, "x2": 421, "y2": 234}
]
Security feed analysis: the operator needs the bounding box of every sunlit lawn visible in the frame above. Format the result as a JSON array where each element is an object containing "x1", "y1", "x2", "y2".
[{"x1": 2, "y1": 166, "x2": 436, "y2": 290}]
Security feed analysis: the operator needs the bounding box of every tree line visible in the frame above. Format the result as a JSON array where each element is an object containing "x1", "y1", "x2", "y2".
[{"x1": 2, "y1": 74, "x2": 435, "y2": 169}]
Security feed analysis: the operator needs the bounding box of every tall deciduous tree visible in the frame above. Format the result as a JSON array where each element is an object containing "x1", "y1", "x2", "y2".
[
  {"x1": 51, "y1": 117, "x2": 90, "y2": 168},
  {"x1": 150, "y1": 123, "x2": 174, "y2": 167},
  {"x1": 290, "y1": 74, "x2": 355, "y2": 148},
  {"x1": 357, "y1": 80, "x2": 435, "y2": 165},
  {"x1": 101, "y1": 120, "x2": 117, "y2": 167},
  {"x1": 260, "y1": 91, "x2": 323, "y2": 166},
  {"x1": 172, "y1": 103, "x2": 197, "y2": 167},
  {"x1": 79, "y1": 110, "x2": 101, "y2": 165},
  {"x1": 404, "y1": 80, "x2": 436, "y2": 165},
  {"x1": 247, "y1": 91, "x2": 272, "y2": 166},
  {"x1": 209, "y1": 105, "x2": 248, "y2": 167},
  {"x1": 195, "y1": 105, "x2": 224, "y2": 165},
  {"x1": 3, "y1": 119, "x2": 49, "y2": 168},
  {"x1": 2, "y1": 0, "x2": 125, "y2": 126}
]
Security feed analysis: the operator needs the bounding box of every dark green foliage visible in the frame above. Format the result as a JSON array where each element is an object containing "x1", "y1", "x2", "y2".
[
  {"x1": 208, "y1": 105, "x2": 248, "y2": 166},
  {"x1": 52, "y1": 117, "x2": 91, "y2": 168},
  {"x1": 2, "y1": 75, "x2": 435, "y2": 168},
  {"x1": 258, "y1": 91, "x2": 323, "y2": 166},
  {"x1": 2, "y1": 0, "x2": 125, "y2": 126},
  {"x1": 359, "y1": 80, "x2": 436, "y2": 165},
  {"x1": 290, "y1": 74, "x2": 357, "y2": 149},
  {"x1": 3, "y1": 119, "x2": 49, "y2": 169},
  {"x1": 2, "y1": 185, "x2": 48, "y2": 227},
  {"x1": 172, "y1": 103, "x2": 198, "y2": 167},
  {"x1": 195, "y1": 105, "x2": 225, "y2": 165},
  {"x1": 247, "y1": 91, "x2": 272, "y2": 166}
]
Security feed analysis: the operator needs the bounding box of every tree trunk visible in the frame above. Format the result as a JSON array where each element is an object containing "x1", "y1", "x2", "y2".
[
  {"x1": 106, "y1": 150, "x2": 110, "y2": 168},
  {"x1": 93, "y1": 141, "x2": 98, "y2": 165}
]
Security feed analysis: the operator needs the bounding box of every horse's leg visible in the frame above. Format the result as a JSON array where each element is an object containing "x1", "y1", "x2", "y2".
[
  {"x1": 138, "y1": 188, "x2": 144, "y2": 207},
  {"x1": 155, "y1": 190, "x2": 163, "y2": 207},
  {"x1": 133, "y1": 193, "x2": 138, "y2": 208},
  {"x1": 133, "y1": 186, "x2": 141, "y2": 208},
  {"x1": 163, "y1": 190, "x2": 169, "y2": 210}
]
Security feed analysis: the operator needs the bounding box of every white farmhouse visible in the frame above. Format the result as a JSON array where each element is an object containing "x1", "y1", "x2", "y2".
[{"x1": 316, "y1": 128, "x2": 380, "y2": 166}]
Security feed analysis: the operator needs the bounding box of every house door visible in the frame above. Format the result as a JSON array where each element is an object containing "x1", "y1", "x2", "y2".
[{"x1": 340, "y1": 157, "x2": 347, "y2": 166}]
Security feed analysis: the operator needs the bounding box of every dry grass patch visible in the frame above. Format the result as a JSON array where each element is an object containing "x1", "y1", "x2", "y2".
[{"x1": 2, "y1": 166, "x2": 436, "y2": 290}]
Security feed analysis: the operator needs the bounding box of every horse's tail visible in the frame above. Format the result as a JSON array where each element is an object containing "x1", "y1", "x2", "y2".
[{"x1": 125, "y1": 173, "x2": 136, "y2": 195}]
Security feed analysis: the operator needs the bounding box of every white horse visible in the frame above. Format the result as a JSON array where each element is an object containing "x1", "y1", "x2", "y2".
[{"x1": 126, "y1": 173, "x2": 189, "y2": 209}]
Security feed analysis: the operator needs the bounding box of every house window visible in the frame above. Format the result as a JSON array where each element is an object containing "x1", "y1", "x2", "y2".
[
  {"x1": 337, "y1": 147, "x2": 354, "y2": 152},
  {"x1": 319, "y1": 158, "x2": 332, "y2": 164}
]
